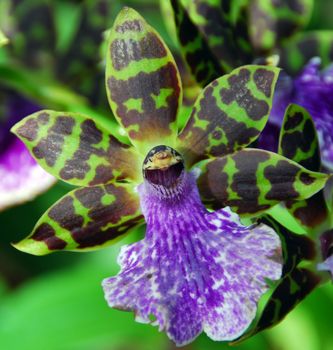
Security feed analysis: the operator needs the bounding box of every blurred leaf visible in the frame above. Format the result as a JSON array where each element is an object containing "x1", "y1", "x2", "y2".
[
  {"x1": 0, "y1": 244, "x2": 167, "y2": 350},
  {"x1": 279, "y1": 30, "x2": 333, "y2": 75},
  {"x1": 248, "y1": 0, "x2": 313, "y2": 53}
]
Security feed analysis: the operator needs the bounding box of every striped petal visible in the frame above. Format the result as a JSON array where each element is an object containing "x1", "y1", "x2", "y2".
[
  {"x1": 14, "y1": 183, "x2": 143, "y2": 255},
  {"x1": 278, "y1": 104, "x2": 321, "y2": 171},
  {"x1": 170, "y1": 0, "x2": 253, "y2": 87},
  {"x1": 12, "y1": 110, "x2": 142, "y2": 186},
  {"x1": 170, "y1": 0, "x2": 223, "y2": 87},
  {"x1": 197, "y1": 149, "x2": 330, "y2": 215},
  {"x1": 177, "y1": 65, "x2": 280, "y2": 166},
  {"x1": 106, "y1": 7, "x2": 182, "y2": 154},
  {"x1": 278, "y1": 104, "x2": 330, "y2": 230}
]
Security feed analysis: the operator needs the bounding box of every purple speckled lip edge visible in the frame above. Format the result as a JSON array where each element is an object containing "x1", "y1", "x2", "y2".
[{"x1": 102, "y1": 172, "x2": 282, "y2": 346}]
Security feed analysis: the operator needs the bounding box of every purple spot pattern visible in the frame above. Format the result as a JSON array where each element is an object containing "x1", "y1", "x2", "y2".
[
  {"x1": 259, "y1": 58, "x2": 333, "y2": 170},
  {"x1": 103, "y1": 172, "x2": 282, "y2": 346}
]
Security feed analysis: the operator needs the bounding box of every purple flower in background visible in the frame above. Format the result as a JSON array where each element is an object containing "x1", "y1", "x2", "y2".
[
  {"x1": 0, "y1": 93, "x2": 55, "y2": 211},
  {"x1": 259, "y1": 58, "x2": 333, "y2": 170}
]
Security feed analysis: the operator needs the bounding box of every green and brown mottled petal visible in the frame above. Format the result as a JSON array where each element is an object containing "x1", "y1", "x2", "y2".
[
  {"x1": 12, "y1": 110, "x2": 142, "y2": 186},
  {"x1": 182, "y1": 0, "x2": 253, "y2": 69},
  {"x1": 279, "y1": 104, "x2": 320, "y2": 171},
  {"x1": 170, "y1": 0, "x2": 255, "y2": 87},
  {"x1": 7, "y1": 0, "x2": 55, "y2": 68},
  {"x1": 13, "y1": 183, "x2": 143, "y2": 255},
  {"x1": 197, "y1": 149, "x2": 330, "y2": 216},
  {"x1": 248, "y1": 0, "x2": 313, "y2": 54},
  {"x1": 279, "y1": 104, "x2": 329, "y2": 230},
  {"x1": 234, "y1": 268, "x2": 321, "y2": 343},
  {"x1": 285, "y1": 193, "x2": 330, "y2": 231},
  {"x1": 170, "y1": 0, "x2": 228, "y2": 87},
  {"x1": 106, "y1": 7, "x2": 182, "y2": 153},
  {"x1": 177, "y1": 65, "x2": 280, "y2": 166},
  {"x1": 279, "y1": 31, "x2": 333, "y2": 75}
]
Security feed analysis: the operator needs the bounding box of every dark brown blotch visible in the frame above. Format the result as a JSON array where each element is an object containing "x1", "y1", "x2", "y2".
[
  {"x1": 229, "y1": 150, "x2": 271, "y2": 213},
  {"x1": 71, "y1": 184, "x2": 143, "y2": 248},
  {"x1": 60, "y1": 119, "x2": 103, "y2": 182},
  {"x1": 180, "y1": 85, "x2": 258, "y2": 163},
  {"x1": 299, "y1": 172, "x2": 316, "y2": 185},
  {"x1": 37, "y1": 112, "x2": 50, "y2": 125},
  {"x1": 290, "y1": 192, "x2": 328, "y2": 228},
  {"x1": 253, "y1": 68, "x2": 275, "y2": 97},
  {"x1": 115, "y1": 19, "x2": 143, "y2": 33},
  {"x1": 16, "y1": 118, "x2": 39, "y2": 141},
  {"x1": 284, "y1": 112, "x2": 303, "y2": 130},
  {"x1": 48, "y1": 196, "x2": 84, "y2": 232},
  {"x1": 198, "y1": 158, "x2": 228, "y2": 209},
  {"x1": 264, "y1": 160, "x2": 300, "y2": 200},
  {"x1": 221, "y1": 68, "x2": 269, "y2": 120},
  {"x1": 32, "y1": 116, "x2": 75, "y2": 167},
  {"x1": 108, "y1": 63, "x2": 180, "y2": 141},
  {"x1": 110, "y1": 33, "x2": 167, "y2": 71},
  {"x1": 31, "y1": 222, "x2": 67, "y2": 250}
]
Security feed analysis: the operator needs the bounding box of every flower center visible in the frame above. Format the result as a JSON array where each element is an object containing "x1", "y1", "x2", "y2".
[{"x1": 142, "y1": 145, "x2": 184, "y2": 188}]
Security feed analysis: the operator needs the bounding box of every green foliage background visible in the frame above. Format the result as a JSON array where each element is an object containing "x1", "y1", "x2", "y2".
[{"x1": 1, "y1": 0, "x2": 333, "y2": 349}]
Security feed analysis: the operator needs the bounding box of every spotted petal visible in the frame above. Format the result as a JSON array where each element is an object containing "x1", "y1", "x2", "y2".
[
  {"x1": 106, "y1": 7, "x2": 182, "y2": 154},
  {"x1": 248, "y1": 0, "x2": 313, "y2": 53},
  {"x1": 103, "y1": 172, "x2": 282, "y2": 346},
  {"x1": 197, "y1": 149, "x2": 330, "y2": 215},
  {"x1": 12, "y1": 110, "x2": 142, "y2": 186},
  {"x1": 279, "y1": 104, "x2": 321, "y2": 171},
  {"x1": 177, "y1": 65, "x2": 280, "y2": 166},
  {"x1": 170, "y1": 0, "x2": 253, "y2": 87},
  {"x1": 14, "y1": 183, "x2": 143, "y2": 255},
  {"x1": 169, "y1": 0, "x2": 223, "y2": 87},
  {"x1": 278, "y1": 104, "x2": 330, "y2": 230}
]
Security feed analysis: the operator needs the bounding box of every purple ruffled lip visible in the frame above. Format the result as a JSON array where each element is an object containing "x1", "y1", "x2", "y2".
[
  {"x1": 258, "y1": 58, "x2": 333, "y2": 170},
  {"x1": 0, "y1": 93, "x2": 56, "y2": 211},
  {"x1": 103, "y1": 168, "x2": 283, "y2": 346}
]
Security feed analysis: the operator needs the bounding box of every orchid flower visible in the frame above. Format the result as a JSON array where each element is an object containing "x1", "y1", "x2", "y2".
[{"x1": 11, "y1": 8, "x2": 330, "y2": 346}]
